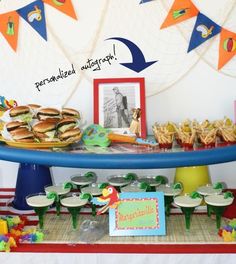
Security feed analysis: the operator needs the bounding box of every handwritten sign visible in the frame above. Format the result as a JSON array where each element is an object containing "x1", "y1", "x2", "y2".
[{"x1": 109, "y1": 192, "x2": 166, "y2": 236}]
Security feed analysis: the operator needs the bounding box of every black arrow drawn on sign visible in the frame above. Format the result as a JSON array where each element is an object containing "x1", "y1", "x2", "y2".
[{"x1": 106, "y1": 37, "x2": 158, "y2": 73}]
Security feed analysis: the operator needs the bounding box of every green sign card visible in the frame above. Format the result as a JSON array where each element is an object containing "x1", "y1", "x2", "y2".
[{"x1": 109, "y1": 192, "x2": 166, "y2": 236}]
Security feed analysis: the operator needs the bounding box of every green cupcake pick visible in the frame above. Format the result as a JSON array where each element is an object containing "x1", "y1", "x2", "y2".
[
  {"x1": 155, "y1": 175, "x2": 167, "y2": 184},
  {"x1": 98, "y1": 182, "x2": 109, "y2": 189},
  {"x1": 124, "y1": 173, "x2": 137, "y2": 181},
  {"x1": 84, "y1": 171, "x2": 96, "y2": 178},
  {"x1": 189, "y1": 191, "x2": 202, "y2": 199},
  {"x1": 213, "y1": 182, "x2": 223, "y2": 190},
  {"x1": 80, "y1": 192, "x2": 92, "y2": 201},
  {"x1": 224, "y1": 191, "x2": 234, "y2": 199}
]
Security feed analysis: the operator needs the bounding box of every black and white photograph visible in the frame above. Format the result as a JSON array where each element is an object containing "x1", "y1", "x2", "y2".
[{"x1": 94, "y1": 78, "x2": 146, "y2": 136}]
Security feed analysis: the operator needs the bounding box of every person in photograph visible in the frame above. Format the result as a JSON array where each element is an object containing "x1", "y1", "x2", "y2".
[{"x1": 112, "y1": 86, "x2": 130, "y2": 128}]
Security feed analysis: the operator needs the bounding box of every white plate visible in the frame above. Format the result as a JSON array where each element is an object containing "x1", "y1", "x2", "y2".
[
  {"x1": 60, "y1": 196, "x2": 88, "y2": 207},
  {"x1": 197, "y1": 185, "x2": 222, "y2": 196},
  {"x1": 156, "y1": 184, "x2": 182, "y2": 196},
  {"x1": 26, "y1": 195, "x2": 55, "y2": 208},
  {"x1": 44, "y1": 185, "x2": 70, "y2": 196},
  {"x1": 204, "y1": 194, "x2": 234, "y2": 206},
  {"x1": 174, "y1": 195, "x2": 202, "y2": 208}
]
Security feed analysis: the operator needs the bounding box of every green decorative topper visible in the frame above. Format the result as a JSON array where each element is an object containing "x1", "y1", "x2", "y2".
[
  {"x1": 224, "y1": 191, "x2": 234, "y2": 199},
  {"x1": 46, "y1": 191, "x2": 59, "y2": 202},
  {"x1": 139, "y1": 182, "x2": 150, "y2": 191},
  {"x1": 98, "y1": 182, "x2": 109, "y2": 189},
  {"x1": 213, "y1": 182, "x2": 223, "y2": 190},
  {"x1": 189, "y1": 191, "x2": 202, "y2": 199},
  {"x1": 63, "y1": 181, "x2": 75, "y2": 190},
  {"x1": 155, "y1": 175, "x2": 167, "y2": 184},
  {"x1": 124, "y1": 172, "x2": 137, "y2": 181},
  {"x1": 80, "y1": 192, "x2": 92, "y2": 201},
  {"x1": 173, "y1": 182, "x2": 182, "y2": 190},
  {"x1": 84, "y1": 171, "x2": 96, "y2": 178}
]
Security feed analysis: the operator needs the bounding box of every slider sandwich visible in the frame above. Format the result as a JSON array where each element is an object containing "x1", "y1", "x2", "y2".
[
  {"x1": 12, "y1": 130, "x2": 35, "y2": 143},
  {"x1": 9, "y1": 106, "x2": 33, "y2": 123},
  {"x1": 36, "y1": 108, "x2": 61, "y2": 122},
  {"x1": 6, "y1": 121, "x2": 30, "y2": 136},
  {"x1": 59, "y1": 128, "x2": 82, "y2": 142},
  {"x1": 61, "y1": 108, "x2": 80, "y2": 120},
  {"x1": 33, "y1": 121, "x2": 58, "y2": 142},
  {"x1": 57, "y1": 117, "x2": 77, "y2": 134}
]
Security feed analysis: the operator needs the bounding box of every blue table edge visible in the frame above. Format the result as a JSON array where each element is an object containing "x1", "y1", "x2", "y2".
[{"x1": 0, "y1": 144, "x2": 236, "y2": 169}]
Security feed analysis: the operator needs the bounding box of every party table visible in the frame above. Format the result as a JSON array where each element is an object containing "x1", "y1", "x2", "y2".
[{"x1": 0, "y1": 142, "x2": 236, "y2": 255}]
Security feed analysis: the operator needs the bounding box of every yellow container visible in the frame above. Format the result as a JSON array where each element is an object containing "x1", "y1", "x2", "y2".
[
  {"x1": 174, "y1": 166, "x2": 211, "y2": 195},
  {"x1": 0, "y1": 219, "x2": 8, "y2": 235}
]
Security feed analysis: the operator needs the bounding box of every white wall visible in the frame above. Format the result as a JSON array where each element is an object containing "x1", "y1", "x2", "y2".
[{"x1": 0, "y1": 0, "x2": 236, "y2": 188}]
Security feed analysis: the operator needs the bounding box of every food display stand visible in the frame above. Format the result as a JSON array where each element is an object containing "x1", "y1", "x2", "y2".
[{"x1": 0, "y1": 142, "x2": 236, "y2": 255}]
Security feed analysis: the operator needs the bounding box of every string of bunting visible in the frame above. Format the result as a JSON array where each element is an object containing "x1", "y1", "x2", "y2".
[
  {"x1": 160, "y1": 0, "x2": 236, "y2": 70},
  {"x1": 0, "y1": 0, "x2": 77, "y2": 51}
]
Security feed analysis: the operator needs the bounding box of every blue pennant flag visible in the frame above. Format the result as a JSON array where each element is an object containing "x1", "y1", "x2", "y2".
[
  {"x1": 140, "y1": 0, "x2": 154, "y2": 4},
  {"x1": 188, "y1": 13, "x2": 221, "y2": 52},
  {"x1": 17, "y1": 0, "x2": 47, "y2": 41}
]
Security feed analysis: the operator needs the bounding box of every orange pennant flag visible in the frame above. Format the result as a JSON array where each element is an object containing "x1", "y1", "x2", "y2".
[
  {"x1": 0, "y1": 11, "x2": 19, "y2": 51},
  {"x1": 43, "y1": 0, "x2": 77, "y2": 20},
  {"x1": 161, "y1": 0, "x2": 199, "y2": 29},
  {"x1": 218, "y1": 28, "x2": 236, "y2": 70}
]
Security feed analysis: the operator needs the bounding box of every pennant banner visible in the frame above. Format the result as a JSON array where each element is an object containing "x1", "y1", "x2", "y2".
[
  {"x1": 43, "y1": 0, "x2": 77, "y2": 20},
  {"x1": 161, "y1": 0, "x2": 236, "y2": 69},
  {"x1": 0, "y1": 11, "x2": 19, "y2": 51},
  {"x1": 161, "y1": 0, "x2": 199, "y2": 29},
  {"x1": 0, "y1": 0, "x2": 76, "y2": 51},
  {"x1": 17, "y1": 0, "x2": 47, "y2": 41},
  {"x1": 187, "y1": 13, "x2": 221, "y2": 52},
  {"x1": 218, "y1": 29, "x2": 236, "y2": 70}
]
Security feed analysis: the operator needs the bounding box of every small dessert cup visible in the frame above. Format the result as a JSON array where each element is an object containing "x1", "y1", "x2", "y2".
[
  {"x1": 26, "y1": 192, "x2": 57, "y2": 233},
  {"x1": 204, "y1": 192, "x2": 234, "y2": 230},
  {"x1": 174, "y1": 192, "x2": 202, "y2": 231},
  {"x1": 107, "y1": 173, "x2": 136, "y2": 192},
  {"x1": 81, "y1": 183, "x2": 103, "y2": 216},
  {"x1": 44, "y1": 184, "x2": 71, "y2": 219},
  {"x1": 156, "y1": 182, "x2": 182, "y2": 217},
  {"x1": 197, "y1": 183, "x2": 223, "y2": 217},
  {"x1": 71, "y1": 171, "x2": 96, "y2": 191}
]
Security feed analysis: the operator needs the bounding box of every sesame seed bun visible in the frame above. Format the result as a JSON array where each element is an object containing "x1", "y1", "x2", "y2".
[
  {"x1": 33, "y1": 121, "x2": 56, "y2": 133},
  {"x1": 9, "y1": 106, "x2": 30, "y2": 117},
  {"x1": 12, "y1": 130, "x2": 34, "y2": 141}
]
